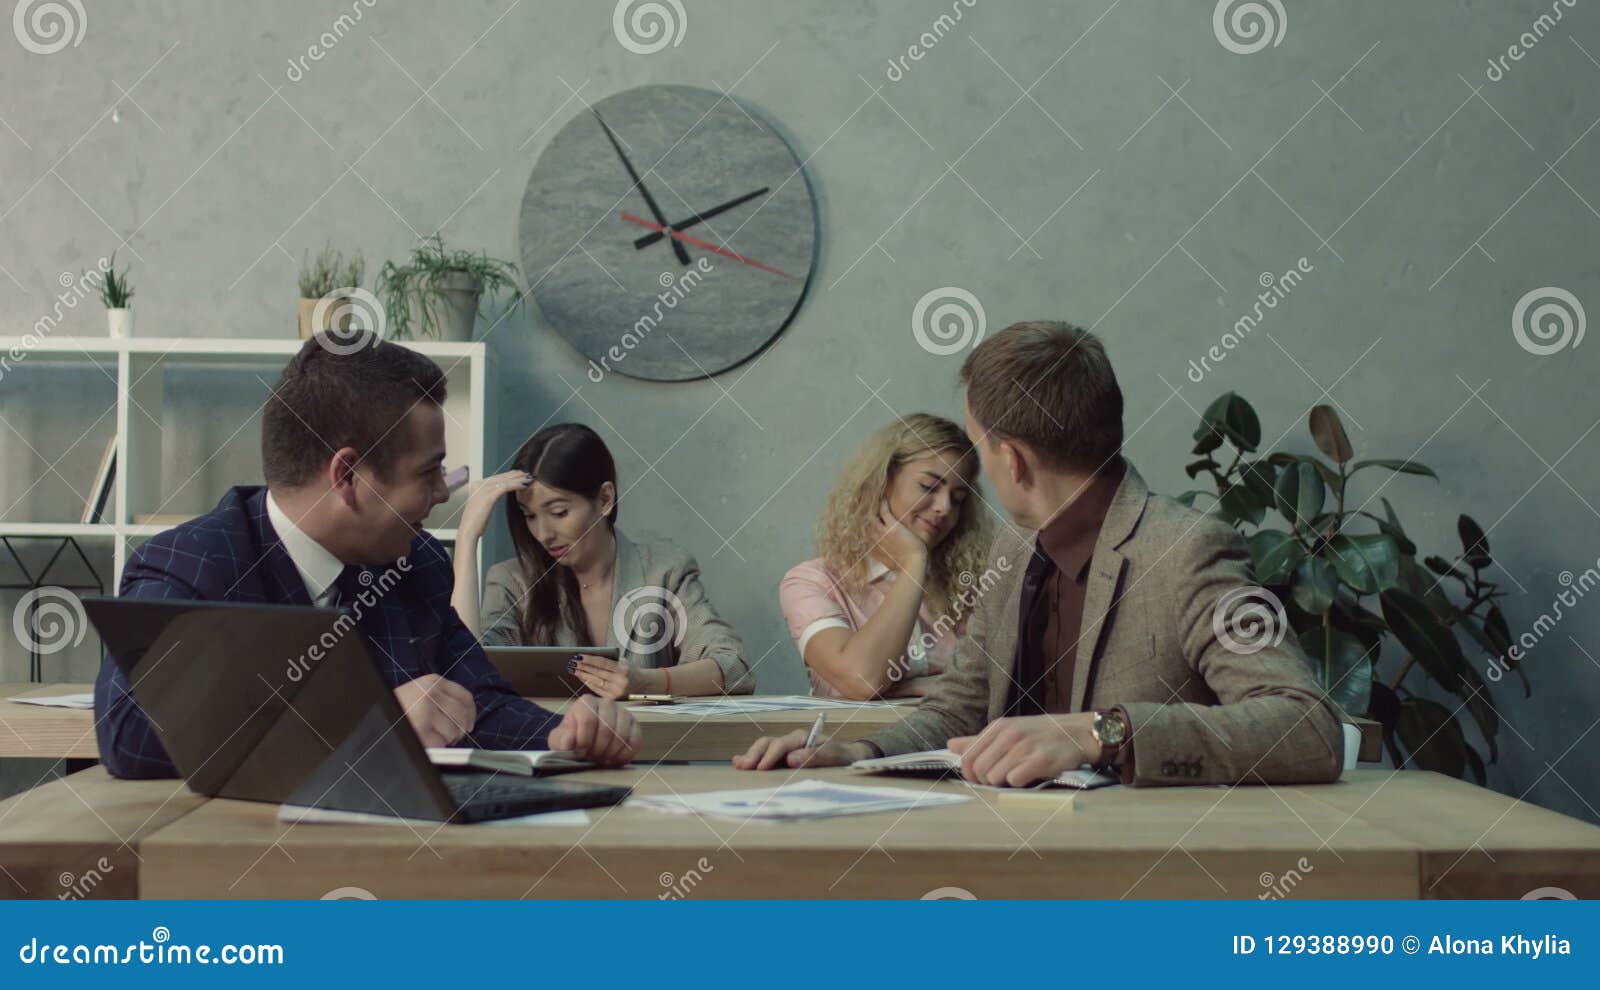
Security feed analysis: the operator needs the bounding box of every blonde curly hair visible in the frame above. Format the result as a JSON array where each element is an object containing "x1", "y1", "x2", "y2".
[{"x1": 814, "y1": 413, "x2": 990, "y2": 619}]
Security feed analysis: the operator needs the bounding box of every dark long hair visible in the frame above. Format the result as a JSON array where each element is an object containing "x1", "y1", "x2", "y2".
[{"x1": 504, "y1": 423, "x2": 619, "y2": 645}]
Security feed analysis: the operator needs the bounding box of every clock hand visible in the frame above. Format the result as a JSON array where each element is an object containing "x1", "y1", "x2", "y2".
[
  {"x1": 619, "y1": 212, "x2": 792, "y2": 279},
  {"x1": 633, "y1": 187, "x2": 770, "y2": 249},
  {"x1": 593, "y1": 110, "x2": 691, "y2": 266}
]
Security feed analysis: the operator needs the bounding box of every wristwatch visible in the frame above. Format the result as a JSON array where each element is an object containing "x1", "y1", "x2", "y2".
[{"x1": 1090, "y1": 709, "x2": 1130, "y2": 767}]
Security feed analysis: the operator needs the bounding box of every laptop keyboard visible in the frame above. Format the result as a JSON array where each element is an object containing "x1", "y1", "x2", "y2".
[{"x1": 442, "y1": 773, "x2": 543, "y2": 806}]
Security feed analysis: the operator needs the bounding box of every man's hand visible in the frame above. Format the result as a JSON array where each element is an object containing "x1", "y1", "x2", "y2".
[
  {"x1": 731, "y1": 729, "x2": 872, "y2": 770},
  {"x1": 394, "y1": 674, "x2": 476, "y2": 748},
  {"x1": 948, "y1": 714, "x2": 1099, "y2": 787},
  {"x1": 548, "y1": 695, "x2": 641, "y2": 766}
]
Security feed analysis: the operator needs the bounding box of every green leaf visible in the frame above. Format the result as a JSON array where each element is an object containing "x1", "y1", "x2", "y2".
[
  {"x1": 1191, "y1": 428, "x2": 1224, "y2": 456},
  {"x1": 1196, "y1": 392, "x2": 1261, "y2": 453},
  {"x1": 1249, "y1": 530, "x2": 1304, "y2": 585},
  {"x1": 1308, "y1": 405, "x2": 1354, "y2": 463},
  {"x1": 1184, "y1": 458, "x2": 1217, "y2": 480},
  {"x1": 1175, "y1": 490, "x2": 1209, "y2": 508},
  {"x1": 1484, "y1": 605, "x2": 1512, "y2": 655},
  {"x1": 1299, "y1": 626, "x2": 1374, "y2": 718},
  {"x1": 1380, "y1": 588, "x2": 1468, "y2": 694},
  {"x1": 1274, "y1": 461, "x2": 1326, "y2": 530},
  {"x1": 1218, "y1": 484, "x2": 1265, "y2": 527},
  {"x1": 1378, "y1": 498, "x2": 1418, "y2": 556},
  {"x1": 1368, "y1": 682, "x2": 1401, "y2": 737},
  {"x1": 1327, "y1": 534, "x2": 1400, "y2": 593},
  {"x1": 1292, "y1": 555, "x2": 1338, "y2": 613},
  {"x1": 1424, "y1": 555, "x2": 1465, "y2": 580},
  {"x1": 1458, "y1": 515, "x2": 1492, "y2": 569},
  {"x1": 1349, "y1": 459, "x2": 1438, "y2": 480},
  {"x1": 1395, "y1": 697, "x2": 1470, "y2": 779},
  {"x1": 1239, "y1": 460, "x2": 1279, "y2": 505}
]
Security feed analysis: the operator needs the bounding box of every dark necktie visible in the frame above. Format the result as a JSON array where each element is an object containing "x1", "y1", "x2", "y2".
[{"x1": 326, "y1": 565, "x2": 365, "y2": 609}]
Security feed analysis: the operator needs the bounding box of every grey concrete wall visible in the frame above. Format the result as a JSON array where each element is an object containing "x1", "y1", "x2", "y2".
[{"x1": 1, "y1": 1, "x2": 1597, "y2": 822}]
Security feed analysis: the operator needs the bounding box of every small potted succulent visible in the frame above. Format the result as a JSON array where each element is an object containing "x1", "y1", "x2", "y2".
[
  {"x1": 376, "y1": 234, "x2": 521, "y2": 341},
  {"x1": 100, "y1": 254, "x2": 134, "y2": 338},
  {"x1": 297, "y1": 244, "x2": 366, "y2": 339}
]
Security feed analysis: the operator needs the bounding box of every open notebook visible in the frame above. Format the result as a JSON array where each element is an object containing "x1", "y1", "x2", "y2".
[
  {"x1": 426, "y1": 748, "x2": 590, "y2": 776},
  {"x1": 852, "y1": 748, "x2": 1120, "y2": 790}
]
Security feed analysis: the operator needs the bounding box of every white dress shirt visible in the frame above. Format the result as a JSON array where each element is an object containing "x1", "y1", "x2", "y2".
[{"x1": 265, "y1": 491, "x2": 346, "y2": 607}]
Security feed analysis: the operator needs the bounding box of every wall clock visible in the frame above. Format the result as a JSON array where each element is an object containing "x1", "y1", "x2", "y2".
[{"x1": 519, "y1": 84, "x2": 817, "y2": 382}]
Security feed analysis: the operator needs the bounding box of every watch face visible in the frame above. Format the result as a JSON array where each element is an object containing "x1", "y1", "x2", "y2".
[
  {"x1": 1098, "y1": 712, "x2": 1127, "y2": 745},
  {"x1": 519, "y1": 84, "x2": 817, "y2": 382}
]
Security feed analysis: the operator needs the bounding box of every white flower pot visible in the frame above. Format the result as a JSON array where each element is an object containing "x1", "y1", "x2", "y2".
[{"x1": 107, "y1": 309, "x2": 134, "y2": 338}]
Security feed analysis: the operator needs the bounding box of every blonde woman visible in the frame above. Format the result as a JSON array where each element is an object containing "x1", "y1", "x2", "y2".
[{"x1": 779, "y1": 414, "x2": 990, "y2": 700}]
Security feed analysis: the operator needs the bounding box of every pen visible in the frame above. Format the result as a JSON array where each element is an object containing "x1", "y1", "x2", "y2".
[{"x1": 803, "y1": 713, "x2": 826, "y2": 750}]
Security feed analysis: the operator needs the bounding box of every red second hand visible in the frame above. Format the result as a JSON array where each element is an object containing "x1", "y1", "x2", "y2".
[{"x1": 619, "y1": 212, "x2": 792, "y2": 278}]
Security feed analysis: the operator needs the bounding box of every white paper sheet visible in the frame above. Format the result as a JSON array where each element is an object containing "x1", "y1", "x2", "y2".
[
  {"x1": 627, "y1": 778, "x2": 971, "y2": 820},
  {"x1": 9, "y1": 692, "x2": 94, "y2": 709}
]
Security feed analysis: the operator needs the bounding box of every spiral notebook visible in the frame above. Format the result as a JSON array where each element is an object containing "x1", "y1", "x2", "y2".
[{"x1": 851, "y1": 748, "x2": 1120, "y2": 790}]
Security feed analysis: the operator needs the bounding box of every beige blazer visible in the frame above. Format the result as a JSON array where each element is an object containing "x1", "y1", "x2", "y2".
[
  {"x1": 480, "y1": 529, "x2": 755, "y2": 694},
  {"x1": 866, "y1": 462, "x2": 1344, "y2": 786}
]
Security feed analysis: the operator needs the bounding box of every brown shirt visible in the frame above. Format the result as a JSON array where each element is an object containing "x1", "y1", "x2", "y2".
[{"x1": 1016, "y1": 460, "x2": 1125, "y2": 715}]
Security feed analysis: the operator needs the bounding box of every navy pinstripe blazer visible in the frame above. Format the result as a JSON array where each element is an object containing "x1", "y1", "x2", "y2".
[{"x1": 93, "y1": 485, "x2": 561, "y2": 779}]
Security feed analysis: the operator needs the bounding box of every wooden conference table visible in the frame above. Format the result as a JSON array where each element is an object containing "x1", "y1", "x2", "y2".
[
  {"x1": 2, "y1": 764, "x2": 1596, "y2": 900},
  {"x1": 0, "y1": 684, "x2": 1388, "y2": 764}
]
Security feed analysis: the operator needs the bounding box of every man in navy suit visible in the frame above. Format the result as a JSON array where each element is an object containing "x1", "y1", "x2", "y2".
[{"x1": 95, "y1": 334, "x2": 641, "y2": 778}]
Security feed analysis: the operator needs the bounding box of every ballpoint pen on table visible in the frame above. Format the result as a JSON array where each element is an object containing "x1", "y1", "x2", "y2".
[{"x1": 803, "y1": 713, "x2": 826, "y2": 750}]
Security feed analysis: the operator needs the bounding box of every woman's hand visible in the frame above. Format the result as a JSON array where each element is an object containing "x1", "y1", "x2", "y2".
[
  {"x1": 458, "y1": 470, "x2": 532, "y2": 543},
  {"x1": 870, "y1": 499, "x2": 929, "y2": 575},
  {"x1": 569, "y1": 653, "x2": 641, "y2": 700}
]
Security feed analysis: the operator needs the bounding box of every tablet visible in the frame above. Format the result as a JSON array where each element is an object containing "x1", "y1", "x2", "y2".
[{"x1": 484, "y1": 645, "x2": 620, "y2": 697}]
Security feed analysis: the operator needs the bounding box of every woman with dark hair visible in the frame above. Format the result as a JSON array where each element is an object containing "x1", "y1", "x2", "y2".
[{"x1": 451, "y1": 423, "x2": 754, "y2": 697}]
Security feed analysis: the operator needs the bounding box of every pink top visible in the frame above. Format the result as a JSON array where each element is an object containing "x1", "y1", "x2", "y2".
[{"x1": 779, "y1": 557, "x2": 963, "y2": 698}]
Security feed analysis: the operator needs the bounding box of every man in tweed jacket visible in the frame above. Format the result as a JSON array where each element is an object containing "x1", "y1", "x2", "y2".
[{"x1": 735, "y1": 321, "x2": 1343, "y2": 787}]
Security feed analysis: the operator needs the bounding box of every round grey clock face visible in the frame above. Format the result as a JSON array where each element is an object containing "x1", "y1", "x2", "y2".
[{"x1": 519, "y1": 84, "x2": 816, "y2": 382}]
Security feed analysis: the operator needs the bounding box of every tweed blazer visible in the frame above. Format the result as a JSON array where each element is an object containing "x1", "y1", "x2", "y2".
[{"x1": 865, "y1": 462, "x2": 1344, "y2": 786}]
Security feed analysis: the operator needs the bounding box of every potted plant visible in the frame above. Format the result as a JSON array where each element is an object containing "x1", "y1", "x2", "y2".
[
  {"x1": 1180, "y1": 393, "x2": 1528, "y2": 783},
  {"x1": 375, "y1": 234, "x2": 521, "y2": 342},
  {"x1": 297, "y1": 244, "x2": 365, "y2": 339},
  {"x1": 100, "y1": 254, "x2": 134, "y2": 337}
]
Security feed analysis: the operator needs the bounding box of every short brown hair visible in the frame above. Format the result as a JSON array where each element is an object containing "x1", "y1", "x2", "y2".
[
  {"x1": 262, "y1": 336, "x2": 447, "y2": 488},
  {"x1": 959, "y1": 321, "x2": 1123, "y2": 472}
]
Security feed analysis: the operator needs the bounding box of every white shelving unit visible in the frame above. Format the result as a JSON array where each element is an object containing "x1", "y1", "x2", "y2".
[{"x1": 0, "y1": 336, "x2": 490, "y2": 586}]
